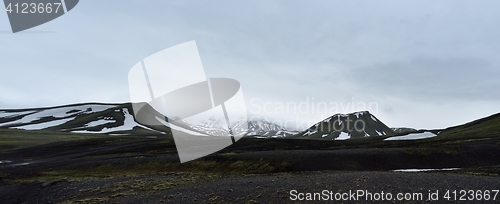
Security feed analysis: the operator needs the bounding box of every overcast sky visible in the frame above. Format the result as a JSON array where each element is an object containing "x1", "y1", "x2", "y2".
[{"x1": 1, "y1": 0, "x2": 499, "y2": 130}]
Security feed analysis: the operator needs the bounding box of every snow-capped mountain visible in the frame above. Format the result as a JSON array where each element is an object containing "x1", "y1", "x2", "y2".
[
  {"x1": 181, "y1": 118, "x2": 298, "y2": 137},
  {"x1": 0, "y1": 103, "x2": 160, "y2": 135},
  {"x1": 246, "y1": 120, "x2": 299, "y2": 138},
  {"x1": 293, "y1": 111, "x2": 395, "y2": 140}
]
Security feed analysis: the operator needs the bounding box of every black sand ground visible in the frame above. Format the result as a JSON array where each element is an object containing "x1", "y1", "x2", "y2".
[
  {"x1": 1, "y1": 171, "x2": 500, "y2": 203},
  {"x1": 1, "y1": 136, "x2": 499, "y2": 203}
]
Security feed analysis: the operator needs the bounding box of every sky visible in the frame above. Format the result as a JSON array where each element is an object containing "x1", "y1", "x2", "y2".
[{"x1": 1, "y1": 0, "x2": 500, "y2": 130}]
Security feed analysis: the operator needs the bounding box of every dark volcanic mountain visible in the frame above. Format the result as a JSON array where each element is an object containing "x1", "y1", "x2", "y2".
[
  {"x1": 0, "y1": 103, "x2": 162, "y2": 136},
  {"x1": 293, "y1": 111, "x2": 395, "y2": 140}
]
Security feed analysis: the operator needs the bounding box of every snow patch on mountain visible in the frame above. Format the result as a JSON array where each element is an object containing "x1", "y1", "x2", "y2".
[
  {"x1": 303, "y1": 129, "x2": 318, "y2": 136},
  {"x1": 384, "y1": 131, "x2": 437, "y2": 141},
  {"x1": 335, "y1": 132, "x2": 350, "y2": 140},
  {"x1": 85, "y1": 118, "x2": 116, "y2": 127},
  {"x1": 13, "y1": 116, "x2": 77, "y2": 130}
]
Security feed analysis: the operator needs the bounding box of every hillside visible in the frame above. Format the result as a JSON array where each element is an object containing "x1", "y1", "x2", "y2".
[{"x1": 435, "y1": 112, "x2": 500, "y2": 140}]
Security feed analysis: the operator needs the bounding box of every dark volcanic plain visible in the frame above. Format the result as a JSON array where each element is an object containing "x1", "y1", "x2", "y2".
[{"x1": 1, "y1": 128, "x2": 500, "y2": 203}]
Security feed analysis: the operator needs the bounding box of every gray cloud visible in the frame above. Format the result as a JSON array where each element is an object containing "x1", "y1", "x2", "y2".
[
  {"x1": 1, "y1": 0, "x2": 499, "y2": 129},
  {"x1": 344, "y1": 57, "x2": 500, "y2": 102}
]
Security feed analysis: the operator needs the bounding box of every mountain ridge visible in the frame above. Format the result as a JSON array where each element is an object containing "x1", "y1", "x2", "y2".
[
  {"x1": 5, "y1": 102, "x2": 498, "y2": 141},
  {"x1": 0, "y1": 103, "x2": 298, "y2": 137},
  {"x1": 0, "y1": 103, "x2": 159, "y2": 136}
]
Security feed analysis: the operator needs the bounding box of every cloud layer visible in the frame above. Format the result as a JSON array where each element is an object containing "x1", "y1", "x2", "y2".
[{"x1": 1, "y1": 0, "x2": 499, "y2": 129}]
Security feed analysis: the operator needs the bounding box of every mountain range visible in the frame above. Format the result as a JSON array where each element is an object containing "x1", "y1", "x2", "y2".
[
  {"x1": 0, "y1": 103, "x2": 300, "y2": 137},
  {"x1": 1, "y1": 102, "x2": 499, "y2": 141}
]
